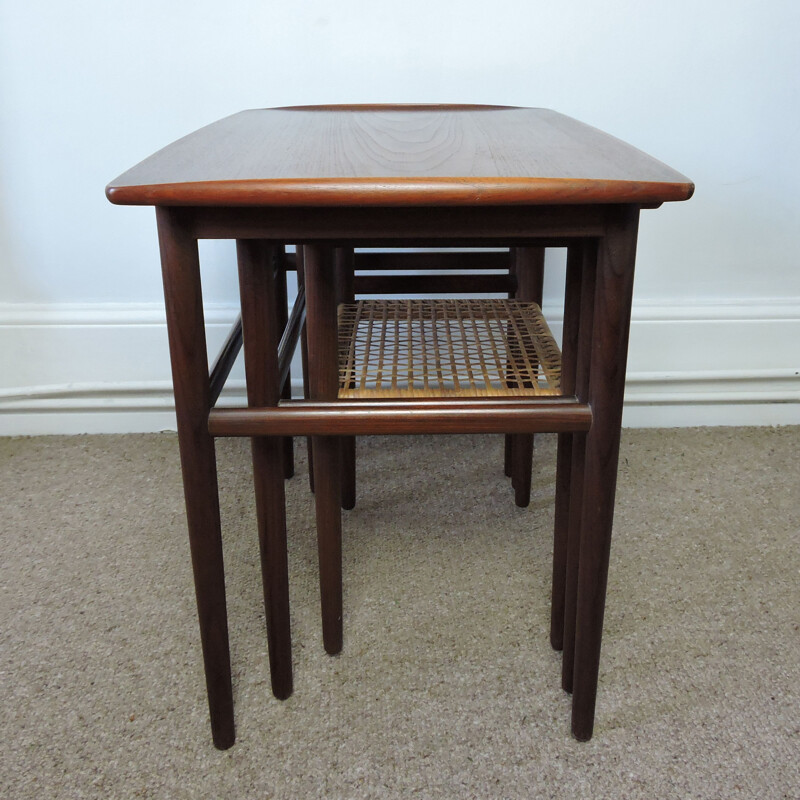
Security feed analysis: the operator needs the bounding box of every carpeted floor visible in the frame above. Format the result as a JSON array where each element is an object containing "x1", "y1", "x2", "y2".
[{"x1": 1, "y1": 428, "x2": 798, "y2": 799}]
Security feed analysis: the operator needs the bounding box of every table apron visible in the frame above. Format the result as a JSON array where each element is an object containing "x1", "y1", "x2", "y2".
[{"x1": 181, "y1": 204, "x2": 616, "y2": 242}]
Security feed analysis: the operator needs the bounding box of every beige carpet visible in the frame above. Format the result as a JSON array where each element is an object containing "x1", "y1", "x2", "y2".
[{"x1": 1, "y1": 429, "x2": 798, "y2": 799}]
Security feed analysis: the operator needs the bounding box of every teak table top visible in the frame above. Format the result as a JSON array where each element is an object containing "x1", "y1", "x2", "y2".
[{"x1": 106, "y1": 105, "x2": 694, "y2": 208}]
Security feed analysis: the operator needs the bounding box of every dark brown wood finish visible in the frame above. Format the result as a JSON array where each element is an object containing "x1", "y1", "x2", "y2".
[
  {"x1": 236, "y1": 239, "x2": 293, "y2": 701},
  {"x1": 561, "y1": 241, "x2": 598, "y2": 691},
  {"x1": 276, "y1": 284, "x2": 305, "y2": 389},
  {"x1": 515, "y1": 248, "x2": 545, "y2": 305},
  {"x1": 186, "y1": 204, "x2": 607, "y2": 242},
  {"x1": 303, "y1": 245, "x2": 344, "y2": 655},
  {"x1": 510, "y1": 247, "x2": 545, "y2": 507},
  {"x1": 110, "y1": 106, "x2": 691, "y2": 746},
  {"x1": 353, "y1": 250, "x2": 511, "y2": 270},
  {"x1": 334, "y1": 247, "x2": 357, "y2": 511},
  {"x1": 207, "y1": 399, "x2": 592, "y2": 436},
  {"x1": 282, "y1": 249, "x2": 513, "y2": 272},
  {"x1": 504, "y1": 248, "x2": 518, "y2": 481},
  {"x1": 295, "y1": 247, "x2": 315, "y2": 493},
  {"x1": 155, "y1": 207, "x2": 234, "y2": 749},
  {"x1": 208, "y1": 315, "x2": 243, "y2": 407},
  {"x1": 572, "y1": 206, "x2": 640, "y2": 740},
  {"x1": 272, "y1": 246, "x2": 295, "y2": 479},
  {"x1": 550, "y1": 244, "x2": 583, "y2": 651},
  {"x1": 354, "y1": 274, "x2": 516, "y2": 295}
]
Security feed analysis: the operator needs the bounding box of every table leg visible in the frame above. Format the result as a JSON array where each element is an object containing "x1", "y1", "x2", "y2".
[
  {"x1": 304, "y1": 244, "x2": 344, "y2": 655},
  {"x1": 560, "y1": 242, "x2": 596, "y2": 689},
  {"x1": 551, "y1": 243, "x2": 584, "y2": 651},
  {"x1": 510, "y1": 246, "x2": 544, "y2": 507},
  {"x1": 295, "y1": 247, "x2": 315, "y2": 493},
  {"x1": 156, "y1": 207, "x2": 235, "y2": 750},
  {"x1": 571, "y1": 205, "x2": 640, "y2": 740},
  {"x1": 237, "y1": 239, "x2": 293, "y2": 700},
  {"x1": 505, "y1": 249, "x2": 517, "y2": 480},
  {"x1": 273, "y1": 245, "x2": 295, "y2": 479},
  {"x1": 334, "y1": 247, "x2": 356, "y2": 511}
]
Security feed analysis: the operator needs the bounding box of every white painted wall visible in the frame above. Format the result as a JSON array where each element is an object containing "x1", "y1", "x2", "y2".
[{"x1": 1, "y1": 0, "x2": 799, "y2": 432}]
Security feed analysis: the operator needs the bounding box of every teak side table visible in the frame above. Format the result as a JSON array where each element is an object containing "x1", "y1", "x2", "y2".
[{"x1": 107, "y1": 105, "x2": 693, "y2": 749}]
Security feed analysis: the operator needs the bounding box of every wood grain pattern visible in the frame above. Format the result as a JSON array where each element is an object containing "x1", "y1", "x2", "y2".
[
  {"x1": 111, "y1": 100, "x2": 695, "y2": 748},
  {"x1": 304, "y1": 245, "x2": 344, "y2": 656},
  {"x1": 295, "y1": 247, "x2": 315, "y2": 494},
  {"x1": 353, "y1": 274, "x2": 516, "y2": 294},
  {"x1": 187, "y1": 204, "x2": 607, "y2": 243},
  {"x1": 236, "y1": 240, "x2": 293, "y2": 701},
  {"x1": 572, "y1": 206, "x2": 640, "y2": 741},
  {"x1": 208, "y1": 316, "x2": 243, "y2": 407},
  {"x1": 273, "y1": 246, "x2": 295, "y2": 479},
  {"x1": 550, "y1": 244, "x2": 584, "y2": 651},
  {"x1": 207, "y1": 400, "x2": 592, "y2": 436},
  {"x1": 155, "y1": 207, "x2": 235, "y2": 749},
  {"x1": 510, "y1": 247, "x2": 544, "y2": 507},
  {"x1": 334, "y1": 247, "x2": 357, "y2": 511},
  {"x1": 561, "y1": 241, "x2": 598, "y2": 694},
  {"x1": 107, "y1": 106, "x2": 693, "y2": 207},
  {"x1": 352, "y1": 250, "x2": 511, "y2": 270},
  {"x1": 285, "y1": 250, "x2": 512, "y2": 271}
]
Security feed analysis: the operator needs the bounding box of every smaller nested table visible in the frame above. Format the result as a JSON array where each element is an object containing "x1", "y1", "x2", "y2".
[{"x1": 107, "y1": 105, "x2": 693, "y2": 749}]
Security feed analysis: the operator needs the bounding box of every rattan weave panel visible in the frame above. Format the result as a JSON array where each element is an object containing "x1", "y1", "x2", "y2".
[{"x1": 338, "y1": 299, "x2": 561, "y2": 398}]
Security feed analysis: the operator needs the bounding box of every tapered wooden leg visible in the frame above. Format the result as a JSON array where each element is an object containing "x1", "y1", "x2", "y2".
[
  {"x1": 156, "y1": 207, "x2": 235, "y2": 750},
  {"x1": 561, "y1": 242, "x2": 597, "y2": 689},
  {"x1": 505, "y1": 250, "x2": 517, "y2": 483},
  {"x1": 340, "y1": 437, "x2": 356, "y2": 510},
  {"x1": 334, "y1": 247, "x2": 356, "y2": 510},
  {"x1": 295, "y1": 247, "x2": 314, "y2": 493},
  {"x1": 512, "y1": 433, "x2": 534, "y2": 507},
  {"x1": 312, "y1": 434, "x2": 343, "y2": 653},
  {"x1": 572, "y1": 206, "x2": 640, "y2": 741},
  {"x1": 250, "y1": 436, "x2": 293, "y2": 695},
  {"x1": 304, "y1": 245, "x2": 344, "y2": 654},
  {"x1": 551, "y1": 248, "x2": 583, "y2": 650},
  {"x1": 237, "y1": 239, "x2": 293, "y2": 700},
  {"x1": 551, "y1": 432, "x2": 572, "y2": 651},
  {"x1": 504, "y1": 434, "x2": 513, "y2": 478},
  {"x1": 561, "y1": 431, "x2": 587, "y2": 691},
  {"x1": 273, "y1": 245, "x2": 295, "y2": 479},
  {"x1": 510, "y1": 246, "x2": 545, "y2": 507}
]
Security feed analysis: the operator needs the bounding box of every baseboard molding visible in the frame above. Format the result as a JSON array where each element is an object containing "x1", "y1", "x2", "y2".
[{"x1": 2, "y1": 300, "x2": 799, "y2": 434}]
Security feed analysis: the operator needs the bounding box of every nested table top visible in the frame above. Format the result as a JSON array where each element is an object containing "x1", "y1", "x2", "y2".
[{"x1": 106, "y1": 105, "x2": 693, "y2": 208}]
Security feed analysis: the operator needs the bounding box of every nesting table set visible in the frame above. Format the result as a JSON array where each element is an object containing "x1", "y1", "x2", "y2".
[{"x1": 107, "y1": 105, "x2": 693, "y2": 748}]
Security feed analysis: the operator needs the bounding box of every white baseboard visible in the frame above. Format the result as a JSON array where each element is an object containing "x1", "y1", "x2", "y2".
[{"x1": 1, "y1": 300, "x2": 799, "y2": 435}]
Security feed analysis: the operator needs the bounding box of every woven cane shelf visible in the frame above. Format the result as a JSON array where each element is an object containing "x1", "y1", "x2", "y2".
[{"x1": 338, "y1": 299, "x2": 562, "y2": 399}]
